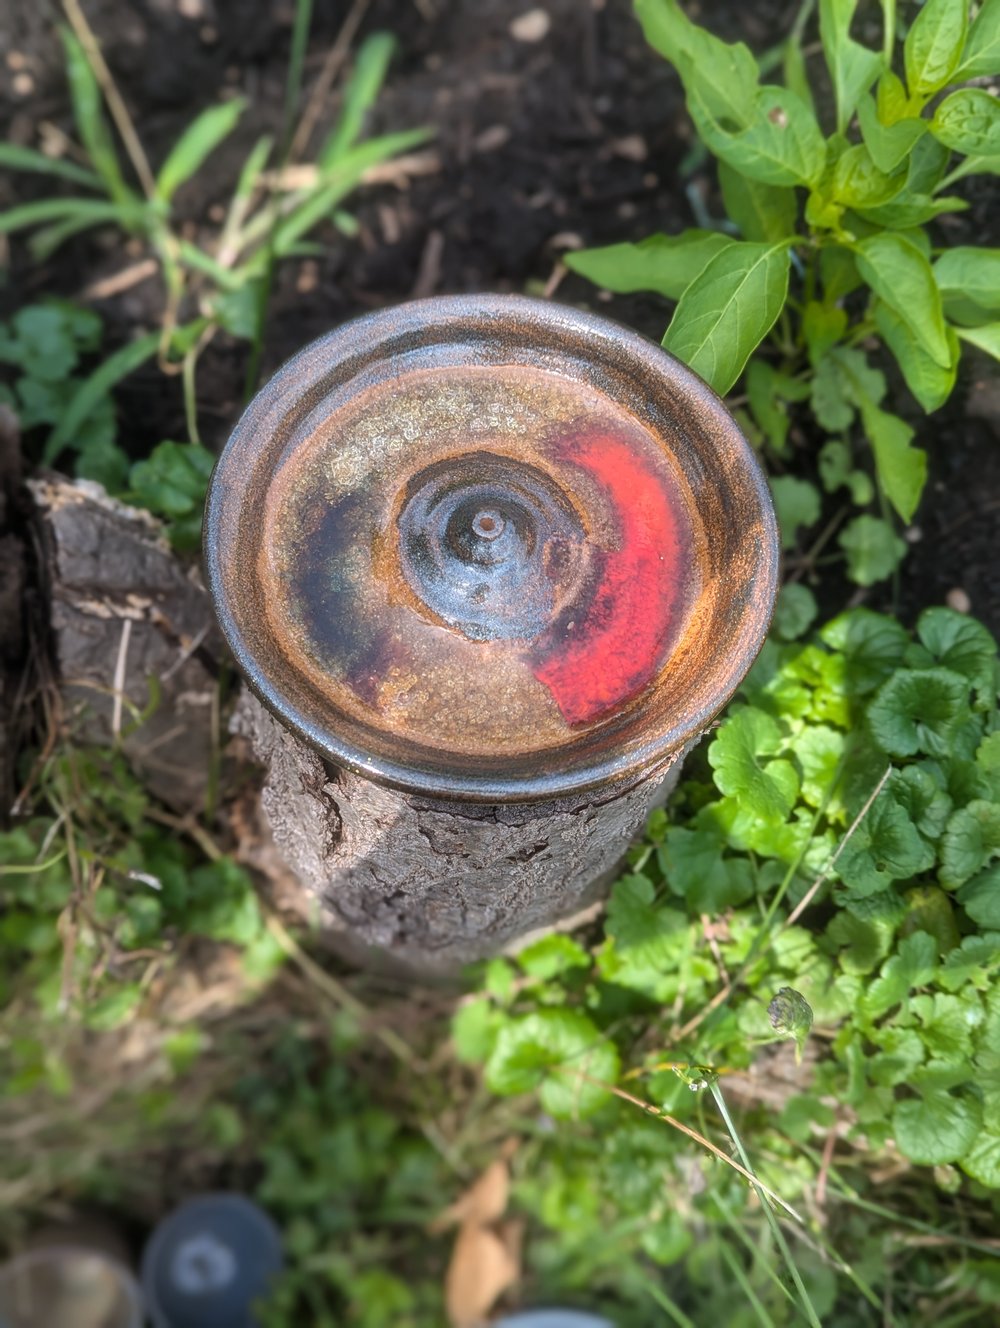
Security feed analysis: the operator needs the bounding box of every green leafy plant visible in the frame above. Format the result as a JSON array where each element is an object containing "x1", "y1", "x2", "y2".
[
  {"x1": 0, "y1": 7, "x2": 426, "y2": 457},
  {"x1": 567, "y1": 0, "x2": 1000, "y2": 585},
  {"x1": 452, "y1": 603, "x2": 1000, "y2": 1320}
]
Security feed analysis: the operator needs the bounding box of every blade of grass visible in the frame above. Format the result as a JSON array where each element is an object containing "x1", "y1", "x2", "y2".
[
  {"x1": 0, "y1": 144, "x2": 103, "y2": 189},
  {"x1": 718, "y1": 1238, "x2": 780, "y2": 1328},
  {"x1": 0, "y1": 197, "x2": 139, "y2": 235},
  {"x1": 61, "y1": 0, "x2": 156, "y2": 198},
  {"x1": 318, "y1": 31, "x2": 396, "y2": 166},
  {"x1": 710, "y1": 1082, "x2": 822, "y2": 1328},
  {"x1": 155, "y1": 97, "x2": 247, "y2": 202},
  {"x1": 632, "y1": 1272, "x2": 698, "y2": 1328},
  {"x1": 58, "y1": 25, "x2": 134, "y2": 205},
  {"x1": 44, "y1": 330, "x2": 160, "y2": 459}
]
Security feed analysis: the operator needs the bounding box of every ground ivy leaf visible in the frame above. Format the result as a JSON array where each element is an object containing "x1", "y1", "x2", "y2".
[
  {"x1": 770, "y1": 475, "x2": 821, "y2": 550},
  {"x1": 565, "y1": 230, "x2": 733, "y2": 301},
  {"x1": 605, "y1": 873, "x2": 686, "y2": 970},
  {"x1": 961, "y1": 1127, "x2": 1000, "y2": 1187},
  {"x1": 837, "y1": 794, "x2": 935, "y2": 896},
  {"x1": 660, "y1": 825, "x2": 755, "y2": 913},
  {"x1": 867, "y1": 666, "x2": 970, "y2": 758},
  {"x1": 821, "y1": 608, "x2": 909, "y2": 694},
  {"x1": 940, "y1": 800, "x2": 1000, "y2": 889},
  {"x1": 853, "y1": 233, "x2": 951, "y2": 369},
  {"x1": 516, "y1": 934, "x2": 590, "y2": 980},
  {"x1": 839, "y1": 515, "x2": 907, "y2": 587},
  {"x1": 452, "y1": 998, "x2": 502, "y2": 1064},
  {"x1": 708, "y1": 707, "x2": 800, "y2": 822},
  {"x1": 485, "y1": 1008, "x2": 619, "y2": 1118},
  {"x1": 861, "y1": 930, "x2": 938, "y2": 1020},
  {"x1": 772, "y1": 583, "x2": 818, "y2": 642},
  {"x1": 662, "y1": 240, "x2": 792, "y2": 394},
  {"x1": 795, "y1": 724, "x2": 846, "y2": 809},
  {"x1": 895, "y1": 1089, "x2": 980, "y2": 1165},
  {"x1": 958, "y1": 865, "x2": 1000, "y2": 930},
  {"x1": 890, "y1": 764, "x2": 953, "y2": 840},
  {"x1": 912, "y1": 607, "x2": 999, "y2": 707}
]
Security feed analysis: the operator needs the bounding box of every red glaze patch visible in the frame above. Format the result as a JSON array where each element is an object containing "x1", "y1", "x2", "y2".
[{"x1": 530, "y1": 430, "x2": 684, "y2": 726}]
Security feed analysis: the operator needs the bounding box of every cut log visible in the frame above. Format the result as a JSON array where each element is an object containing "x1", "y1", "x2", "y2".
[
  {"x1": 232, "y1": 690, "x2": 687, "y2": 975},
  {"x1": 26, "y1": 472, "x2": 685, "y2": 975}
]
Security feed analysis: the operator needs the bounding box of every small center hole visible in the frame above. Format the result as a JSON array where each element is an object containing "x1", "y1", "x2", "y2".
[{"x1": 473, "y1": 510, "x2": 504, "y2": 540}]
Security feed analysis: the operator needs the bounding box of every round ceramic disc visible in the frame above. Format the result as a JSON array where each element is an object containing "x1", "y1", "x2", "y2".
[{"x1": 205, "y1": 295, "x2": 778, "y2": 802}]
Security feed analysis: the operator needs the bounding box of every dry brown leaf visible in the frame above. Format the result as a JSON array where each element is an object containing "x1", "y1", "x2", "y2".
[
  {"x1": 430, "y1": 1158, "x2": 509, "y2": 1233},
  {"x1": 445, "y1": 1221, "x2": 519, "y2": 1328}
]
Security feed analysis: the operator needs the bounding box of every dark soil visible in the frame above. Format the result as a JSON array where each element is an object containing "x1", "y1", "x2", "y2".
[{"x1": 1, "y1": 0, "x2": 998, "y2": 633}]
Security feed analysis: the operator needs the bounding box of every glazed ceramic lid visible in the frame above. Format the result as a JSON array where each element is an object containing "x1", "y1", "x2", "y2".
[{"x1": 205, "y1": 295, "x2": 778, "y2": 802}]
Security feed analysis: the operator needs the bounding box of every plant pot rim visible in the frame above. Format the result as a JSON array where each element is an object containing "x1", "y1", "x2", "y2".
[{"x1": 205, "y1": 293, "x2": 778, "y2": 804}]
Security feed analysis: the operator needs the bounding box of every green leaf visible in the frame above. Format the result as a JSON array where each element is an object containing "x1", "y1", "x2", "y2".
[
  {"x1": 839, "y1": 515, "x2": 906, "y2": 586},
  {"x1": 796, "y1": 723, "x2": 846, "y2": 808},
  {"x1": 565, "y1": 230, "x2": 733, "y2": 301},
  {"x1": 691, "y1": 85, "x2": 826, "y2": 188},
  {"x1": 931, "y1": 89, "x2": 1000, "y2": 157},
  {"x1": 718, "y1": 161, "x2": 797, "y2": 242},
  {"x1": 868, "y1": 667, "x2": 970, "y2": 758},
  {"x1": 769, "y1": 475, "x2": 820, "y2": 551},
  {"x1": 890, "y1": 764, "x2": 953, "y2": 840},
  {"x1": 0, "y1": 197, "x2": 141, "y2": 238},
  {"x1": 857, "y1": 95, "x2": 927, "y2": 174},
  {"x1": 452, "y1": 998, "x2": 501, "y2": 1064},
  {"x1": 934, "y1": 247, "x2": 1000, "y2": 316},
  {"x1": 772, "y1": 584, "x2": 818, "y2": 642},
  {"x1": 485, "y1": 1008, "x2": 619, "y2": 1118},
  {"x1": 803, "y1": 301, "x2": 848, "y2": 366},
  {"x1": 904, "y1": 0, "x2": 968, "y2": 99},
  {"x1": 659, "y1": 823, "x2": 755, "y2": 912},
  {"x1": 895, "y1": 1089, "x2": 981, "y2": 1165},
  {"x1": 745, "y1": 359, "x2": 809, "y2": 455},
  {"x1": 874, "y1": 302, "x2": 958, "y2": 414},
  {"x1": 810, "y1": 344, "x2": 886, "y2": 431},
  {"x1": 837, "y1": 795, "x2": 935, "y2": 895},
  {"x1": 914, "y1": 606, "x2": 998, "y2": 705},
  {"x1": 818, "y1": 439, "x2": 874, "y2": 505},
  {"x1": 84, "y1": 983, "x2": 143, "y2": 1031},
  {"x1": 708, "y1": 706, "x2": 800, "y2": 821},
  {"x1": 516, "y1": 934, "x2": 590, "y2": 980},
  {"x1": 961, "y1": 1128, "x2": 1000, "y2": 1187},
  {"x1": 0, "y1": 143, "x2": 103, "y2": 189},
  {"x1": 320, "y1": 32, "x2": 397, "y2": 166},
  {"x1": 820, "y1": 608, "x2": 909, "y2": 693},
  {"x1": 833, "y1": 143, "x2": 907, "y2": 208},
  {"x1": 958, "y1": 865, "x2": 1000, "y2": 928},
  {"x1": 155, "y1": 97, "x2": 246, "y2": 201},
  {"x1": 941, "y1": 801, "x2": 1000, "y2": 889},
  {"x1": 857, "y1": 395, "x2": 928, "y2": 522},
  {"x1": 634, "y1": 0, "x2": 759, "y2": 129},
  {"x1": 853, "y1": 233, "x2": 951, "y2": 369},
  {"x1": 129, "y1": 440, "x2": 214, "y2": 518},
  {"x1": 861, "y1": 930, "x2": 938, "y2": 1019},
  {"x1": 820, "y1": 0, "x2": 885, "y2": 133},
  {"x1": 59, "y1": 28, "x2": 133, "y2": 206},
  {"x1": 662, "y1": 240, "x2": 792, "y2": 394},
  {"x1": 75, "y1": 432, "x2": 130, "y2": 492},
  {"x1": 956, "y1": 322, "x2": 1000, "y2": 361},
  {"x1": 605, "y1": 874, "x2": 688, "y2": 968},
  {"x1": 955, "y1": 0, "x2": 1000, "y2": 79},
  {"x1": 44, "y1": 330, "x2": 160, "y2": 460}
]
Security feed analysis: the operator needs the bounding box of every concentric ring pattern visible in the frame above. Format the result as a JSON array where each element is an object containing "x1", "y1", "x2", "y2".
[{"x1": 205, "y1": 296, "x2": 778, "y2": 802}]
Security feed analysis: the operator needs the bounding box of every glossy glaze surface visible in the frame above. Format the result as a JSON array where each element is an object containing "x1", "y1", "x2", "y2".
[{"x1": 205, "y1": 296, "x2": 778, "y2": 802}]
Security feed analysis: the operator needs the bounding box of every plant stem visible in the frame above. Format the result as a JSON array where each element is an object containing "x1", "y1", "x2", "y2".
[
  {"x1": 710, "y1": 1082, "x2": 823, "y2": 1328},
  {"x1": 881, "y1": 0, "x2": 896, "y2": 65}
]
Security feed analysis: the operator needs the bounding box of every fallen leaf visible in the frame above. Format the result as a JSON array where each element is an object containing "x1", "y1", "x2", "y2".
[
  {"x1": 430, "y1": 1158, "x2": 509, "y2": 1233},
  {"x1": 445, "y1": 1221, "x2": 519, "y2": 1328}
]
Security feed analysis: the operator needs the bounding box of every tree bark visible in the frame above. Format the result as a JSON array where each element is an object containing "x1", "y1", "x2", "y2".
[
  {"x1": 232, "y1": 691, "x2": 688, "y2": 975},
  {"x1": 27, "y1": 473, "x2": 691, "y2": 976}
]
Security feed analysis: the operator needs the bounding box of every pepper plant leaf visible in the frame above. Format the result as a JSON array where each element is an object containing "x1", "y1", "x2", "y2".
[
  {"x1": 904, "y1": 0, "x2": 968, "y2": 99},
  {"x1": 565, "y1": 230, "x2": 734, "y2": 301}
]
